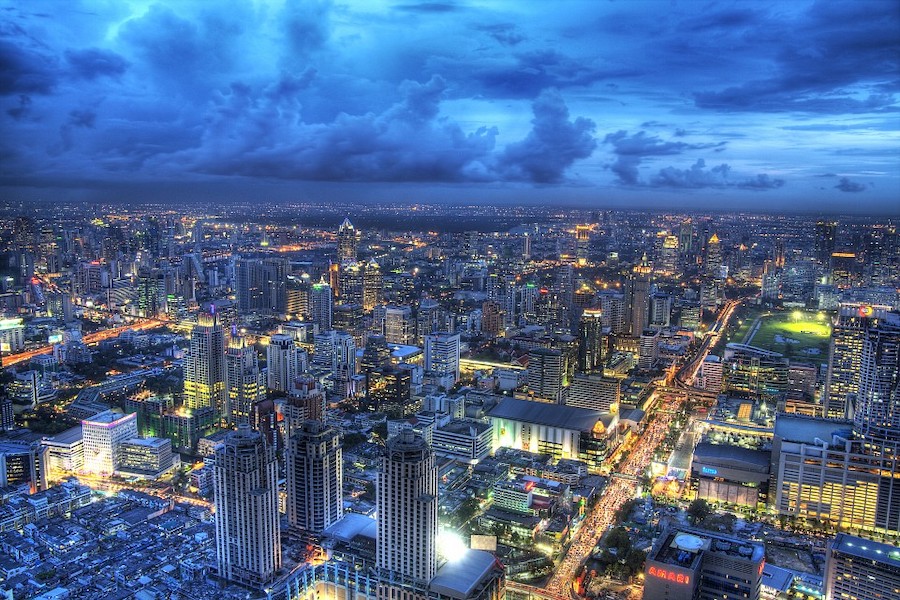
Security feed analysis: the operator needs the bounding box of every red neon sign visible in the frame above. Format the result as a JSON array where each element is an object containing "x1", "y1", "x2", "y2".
[
  {"x1": 648, "y1": 566, "x2": 690, "y2": 585},
  {"x1": 858, "y1": 305, "x2": 874, "y2": 318}
]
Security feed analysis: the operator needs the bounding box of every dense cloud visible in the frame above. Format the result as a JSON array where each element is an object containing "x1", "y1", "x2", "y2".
[
  {"x1": 499, "y1": 89, "x2": 597, "y2": 183},
  {"x1": 0, "y1": 0, "x2": 897, "y2": 212},
  {"x1": 835, "y1": 177, "x2": 866, "y2": 192},
  {"x1": 604, "y1": 131, "x2": 725, "y2": 185}
]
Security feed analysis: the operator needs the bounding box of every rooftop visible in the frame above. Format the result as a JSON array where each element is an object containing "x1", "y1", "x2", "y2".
[
  {"x1": 487, "y1": 398, "x2": 603, "y2": 433},
  {"x1": 323, "y1": 513, "x2": 377, "y2": 542},
  {"x1": 774, "y1": 414, "x2": 853, "y2": 444},
  {"x1": 692, "y1": 442, "x2": 771, "y2": 469},
  {"x1": 831, "y1": 533, "x2": 900, "y2": 565},
  {"x1": 430, "y1": 549, "x2": 500, "y2": 600}
]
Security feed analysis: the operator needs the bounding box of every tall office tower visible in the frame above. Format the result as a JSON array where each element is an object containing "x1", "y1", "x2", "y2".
[
  {"x1": 338, "y1": 261, "x2": 364, "y2": 305},
  {"x1": 363, "y1": 259, "x2": 383, "y2": 311},
  {"x1": 638, "y1": 329, "x2": 660, "y2": 371},
  {"x1": 285, "y1": 374, "x2": 327, "y2": 434},
  {"x1": 183, "y1": 312, "x2": 227, "y2": 420},
  {"x1": 575, "y1": 224, "x2": 591, "y2": 265},
  {"x1": 226, "y1": 334, "x2": 262, "y2": 425},
  {"x1": 577, "y1": 308, "x2": 604, "y2": 373},
  {"x1": 267, "y1": 333, "x2": 304, "y2": 393},
  {"x1": 214, "y1": 425, "x2": 280, "y2": 589},
  {"x1": 649, "y1": 292, "x2": 672, "y2": 329},
  {"x1": 235, "y1": 256, "x2": 264, "y2": 314},
  {"x1": 332, "y1": 331, "x2": 357, "y2": 400},
  {"x1": 824, "y1": 533, "x2": 900, "y2": 600},
  {"x1": 824, "y1": 304, "x2": 890, "y2": 418},
  {"x1": 377, "y1": 429, "x2": 438, "y2": 587},
  {"x1": 704, "y1": 233, "x2": 723, "y2": 278},
  {"x1": 383, "y1": 305, "x2": 414, "y2": 345},
  {"x1": 866, "y1": 225, "x2": 898, "y2": 286},
  {"x1": 310, "y1": 279, "x2": 333, "y2": 332},
  {"x1": 334, "y1": 303, "x2": 366, "y2": 347},
  {"x1": 522, "y1": 231, "x2": 532, "y2": 259},
  {"x1": 286, "y1": 420, "x2": 343, "y2": 534},
  {"x1": 815, "y1": 220, "x2": 837, "y2": 266},
  {"x1": 598, "y1": 290, "x2": 626, "y2": 335},
  {"x1": 481, "y1": 301, "x2": 503, "y2": 338},
  {"x1": 337, "y1": 217, "x2": 359, "y2": 262},
  {"x1": 286, "y1": 275, "x2": 311, "y2": 320},
  {"x1": 679, "y1": 219, "x2": 693, "y2": 256},
  {"x1": 625, "y1": 255, "x2": 651, "y2": 337},
  {"x1": 855, "y1": 311, "x2": 900, "y2": 455},
  {"x1": 774, "y1": 238, "x2": 786, "y2": 268},
  {"x1": 659, "y1": 235, "x2": 679, "y2": 274},
  {"x1": 830, "y1": 252, "x2": 857, "y2": 289},
  {"x1": 416, "y1": 298, "x2": 444, "y2": 345},
  {"x1": 424, "y1": 332, "x2": 461, "y2": 388},
  {"x1": 527, "y1": 347, "x2": 565, "y2": 403},
  {"x1": 81, "y1": 410, "x2": 138, "y2": 475},
  {"x1": 553, "y1": 263, "x2": 575, "y2": 323}
]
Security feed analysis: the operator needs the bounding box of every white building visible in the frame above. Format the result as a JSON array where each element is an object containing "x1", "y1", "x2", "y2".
[
  {"x1": 116, "y1": 437, "x2": 175, "y2": 479},
  {"x1": 81, "y1": 410, "x2": 138, "y2": 475},
  {"x1": 377, "y1": 429, "x2": 438, "y2": 587},
  {"x1": 267, "y1": 333, "x2": 304, "y2": 393},
  {"x1": 424, "y1": 332, "x2": 461, "y2": 388},
  {"x1": 214, "y1": 425, "x2": 281, "y2": 589}
]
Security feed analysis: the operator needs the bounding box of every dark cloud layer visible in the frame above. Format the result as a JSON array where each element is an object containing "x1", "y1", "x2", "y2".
[{"x1": 0, "y1": 0, "x2": 897, "y2": 213}]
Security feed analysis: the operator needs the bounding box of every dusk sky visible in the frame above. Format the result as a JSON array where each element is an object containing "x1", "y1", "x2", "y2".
[{"x1": 1, "y1": 0, "x2": 898, "y2": 214}]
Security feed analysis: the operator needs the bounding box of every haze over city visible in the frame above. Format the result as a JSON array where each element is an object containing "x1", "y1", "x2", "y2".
[{"x1": 2, "y1": 0, "x2": 899, "y2": 214}]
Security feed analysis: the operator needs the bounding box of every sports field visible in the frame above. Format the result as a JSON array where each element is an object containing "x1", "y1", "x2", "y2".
[{"x1": 745, "y1": 311, "x2": 831, "y2": 359}]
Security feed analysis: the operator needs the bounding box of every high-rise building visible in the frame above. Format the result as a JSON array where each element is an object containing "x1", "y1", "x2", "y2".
[
  {"x1": 285, "y1": 374, "x2": 326, "y2": 434},
  {"x1": 625, "y1": 256, "x2": 651, "y2": 337},
  {"x1": 334, "y1": 302, "x2": 366, "y2": 347},
  {"x1": 377, "y1": 429, "x2": 438, "y2": 587},
  {"x1": 286, "y1": 420, "x2": 343, "y2": 534},
  {"x1": 214, "y1": 425, "x2": 280, "y2": 589},
  {"x1": 424, "y1": 332, "x2": 461, "y2": 388},
  {"x1": 598, "y1": 290, "x2": 626, "y2": 335},
  {"x1": 81, "y1": 410, "x2": 138, "y2": 475},
  {"x1": 527, "y1": 347, "x2": 565, "y2": 403},
  {"x1": 815, "y1": 220, "x2": 837, "y2": 266},
  {"x1": 704, "y1": 233, "x2": 723, "y2": 278},
  {"x1": 638, "y1": 329, "x2": 660, "y2": 371},
  {"x1": 382, "y1": 305, "x2": 414, "y2": 345},
  {"x1": 577, "y1": 308, "x2": 604, "y2": 373},
  {"x1": 338, "y1": 261, "x2": 364, "y2": 305},
  {"x1": 824, "y1": 533, "x2": 900, "y2": 600},
  {"x1": 226, "y1": 334, "x2": 262, "y2": 424},
  {"x1": 310, "y1": 279, "x2": 333, "y2": 332},
  {"x1": 363, "y1": 259, "x2": 384, "y2": 311},
  {"x1": 417, "y1": 298, "x2": 444, "y2": 345},
  {"x1": 267, "y1": 333, "x2": 305, "y2": 393},
  {"x1": 337, "y1": 217, "x2": 359, "y2": 262},
  {"x1": 183, "y1": 312, "x2": 227, "y2": 420},
  {"x1": 824, "y1": 304, "x2": 892, "y2": 419},
  {"x1": 575, "y1": 224, "x2": 591, "y2": 265},
  {"x1": 855, "y1": 311, "x2": 900, "y2": 455}
]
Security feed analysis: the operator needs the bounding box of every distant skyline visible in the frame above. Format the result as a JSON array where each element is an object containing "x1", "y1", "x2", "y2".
[{"x1": 1, "y1": 0, "x2": 899, "y2": 215}]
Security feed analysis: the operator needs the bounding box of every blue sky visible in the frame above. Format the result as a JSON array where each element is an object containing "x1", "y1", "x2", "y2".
[{"x1": 1, "y1": 0, "x2": 898, "y2": 214}]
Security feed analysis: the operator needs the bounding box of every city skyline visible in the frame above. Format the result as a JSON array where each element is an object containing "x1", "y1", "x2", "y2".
[{"x1": 2, "y1": 0, "x2": 899, "y2": 215}]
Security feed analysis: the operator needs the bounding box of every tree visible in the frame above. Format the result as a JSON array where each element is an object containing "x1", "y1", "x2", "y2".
[{"x1": 687, "y1": 499, "x2": 712, "y2": 525}]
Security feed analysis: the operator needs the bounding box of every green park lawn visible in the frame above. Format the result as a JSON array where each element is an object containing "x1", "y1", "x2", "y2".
[{"x1": 746, "y1": 311, "x2": 831, "y2": 360}]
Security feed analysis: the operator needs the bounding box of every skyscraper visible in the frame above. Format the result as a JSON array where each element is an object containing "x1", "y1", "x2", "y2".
[
  {"x1": 285, "y1": 374, "x2": 327, "y2": 434},
  {"x1": 815, "y1": 220, "x2": 837, "y2": 266},
  {"x1": 855, "y1": 311, "x2": 900, "y2": 455},
  {"x1": 363, "y1": 259, "x2": 384, "y2": 311},
  {"x1": 577, "y1": 308, "x2": 604, "y2": 373},
  {"x1": 214, "y1": 425, "x2": 281, "y2": 589},
  {"x1": 286, "y1": 420, "x2": 343, "y2": 534},
  {"x1": 625, "y1": 255, "x2": 651, "y2": 337},
  {"x1": 183, "y1": 312, "x2": 227, "y2": 421},
  {"x1": 424, "y1": 332, "x2": 461, "y2": 388},
  {"x1": 377, "y1": 429, "x2": 438, "y2": 587},
  {"x1": 575, "y1": 224, "x2": 591, "y2": 265},
  {"x1": 267, "y1": 333, "x2": 304, "y2": 393},
  {"x1": 824, "y1": 304, "x2": 891, "y2": 419},
  {"x1": 337, "y1": 217, "x2": 359, "y2": 262},
  {"x1": 226, "y1": 334, "x2": 262, "y2": 425},
  {"x1": 310, "y1": 279, "x2": 333, "y2": 332},
  {"x1": 704, "y1": 233, "x2": 723, "y2": 278},
  {"x1": 527, "y1": 347, "x2": 565, "y2": 403}
]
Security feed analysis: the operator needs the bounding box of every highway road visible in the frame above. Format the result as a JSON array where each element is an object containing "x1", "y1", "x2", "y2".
[{"x1": 538, "y1": 298, "x2": 743, "y2": 597}]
